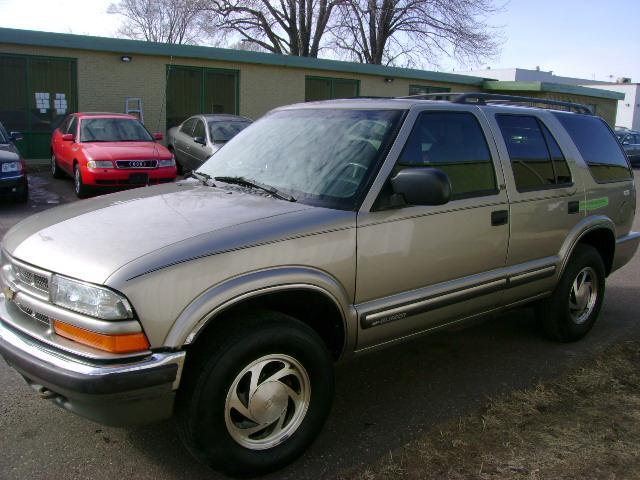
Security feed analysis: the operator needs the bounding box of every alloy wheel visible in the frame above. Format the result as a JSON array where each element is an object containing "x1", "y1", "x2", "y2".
[
  {"x1": 568, "y1": 266, "x2": 598, "y2": 325},
  {"x1": 224, "y1": 354, "x2": 311, "y2": 450}
]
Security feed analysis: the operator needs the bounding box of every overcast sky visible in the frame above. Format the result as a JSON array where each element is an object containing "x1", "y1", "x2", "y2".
[{"x1": 0, "y1": 0, "x2": 638, "y2": 82}]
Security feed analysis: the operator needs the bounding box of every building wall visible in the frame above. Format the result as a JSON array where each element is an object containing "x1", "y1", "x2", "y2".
[
  {"x1": 485, "y1": 90, "x2": 619, "y2": 126},
  {"x1": 0, "y1": 43, "x2": 479, "y2": 136},
  {"x1": 584, "y1": 83, "x2": 640, "y2": 130}
]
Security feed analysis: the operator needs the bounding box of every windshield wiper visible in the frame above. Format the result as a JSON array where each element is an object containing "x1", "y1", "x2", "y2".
[
  {"x1": 190, "y1": 171, "x2": 216, "y2": 186},
  {"x1": 214, "y1": 176, "x2": 296, "y2": 202}
]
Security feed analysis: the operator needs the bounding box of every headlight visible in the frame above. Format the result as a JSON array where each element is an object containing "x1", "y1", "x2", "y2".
[
  {"x1": 87, "y1": 160, "x2": 113, "y2": 169},
  {"x1": 50, "y1": 275, "x2": 133, "y2": 320},
  {"x1": 1, "y1": 161, "x2": 21, "y2": 173},
  {"x1": 158, "y1": 157, "x2": 175, "y2": 167}
]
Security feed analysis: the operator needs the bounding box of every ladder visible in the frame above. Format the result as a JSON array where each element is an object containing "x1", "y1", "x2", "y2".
[{"x1": 125, "y1": 97, "x2": 144, "y2": 123}]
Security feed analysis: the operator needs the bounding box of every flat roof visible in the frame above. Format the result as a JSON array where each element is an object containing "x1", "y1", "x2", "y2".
[
  {"x1": 0, "y1": 27, "x2": 487, "y2": 86},
  {"x1": 482, "y1": 80, "x2": 625, "y2": 100}
]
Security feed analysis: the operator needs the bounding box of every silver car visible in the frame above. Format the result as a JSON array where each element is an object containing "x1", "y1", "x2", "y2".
[
  {"x1": 1, "y1": 94, "x2": 638, "y2": 476},
  {"x1": 616, "y1": 129, "x2": 640, "y2": 167},
  {"x1": 167, "y1": 114, "x2": 252, "y2": 173}
]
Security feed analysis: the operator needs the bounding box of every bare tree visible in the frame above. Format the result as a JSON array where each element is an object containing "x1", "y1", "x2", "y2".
[
  {"x1": 208, "y1": 0, "x2": 343, "y2": 57},
  {"x1": 108, "y1": 0, "x2": 208, "y2": 44},
  {"x1": 332, "y1": 0, "x2": 503, "y2": 67}
]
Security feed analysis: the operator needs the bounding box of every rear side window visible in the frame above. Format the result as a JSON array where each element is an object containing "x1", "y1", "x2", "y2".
[
  {"x1": 554, "y1": 113, "x2": 632, "y2": 182},
  {"x1": 496, "y1": 115, "x2": 572, "y2": 191},
  {"x1": 180, "y1": 118, "x2": 196, "y2": 135},
  {"x1": 397, "y1": 111, "x2": 497, "y2": 199}
]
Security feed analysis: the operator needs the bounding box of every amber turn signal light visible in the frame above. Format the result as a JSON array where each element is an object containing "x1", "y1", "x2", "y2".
[{"x1": 53, "y1": 320, "x2": 150, "y2": 354}]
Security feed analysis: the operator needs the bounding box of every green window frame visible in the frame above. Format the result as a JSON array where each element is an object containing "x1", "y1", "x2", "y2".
[
  {"x1": 408, "y1": 85, "x2": 451, "y2": 96},
  {"x1": 305, "y1": 76, "x2": 360, "y2": 102},
  {"x1": 166, "y1": 64, "x2": 240, "y2": 130}
]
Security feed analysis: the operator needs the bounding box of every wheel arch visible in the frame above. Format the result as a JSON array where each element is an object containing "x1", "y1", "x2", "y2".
[
  {"x1": 164, "y1": 267, "x2": 356, "y2": 360},
  {"x1": 559, "y1": 216, "x2": 616, "y2": 278}
]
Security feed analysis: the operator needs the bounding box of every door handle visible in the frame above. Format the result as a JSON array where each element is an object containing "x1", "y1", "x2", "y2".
[
  {"x1": 491, "y1": 210, "x2": 508, "y2": 226},
  {"x1": 568, "y1": 201, "x2": 580, "y2": 214}
]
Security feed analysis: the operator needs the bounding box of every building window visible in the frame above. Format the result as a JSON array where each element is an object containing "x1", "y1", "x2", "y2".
[
  {"x1": 166, "y1": 65, "x2": 239, "y2": 130},
  {"x1": 408, "y1": 85, "x2": 451, "y2": 97},
  {"x1": 305, "y1": 76, "x2": 360, "y2": 102}
]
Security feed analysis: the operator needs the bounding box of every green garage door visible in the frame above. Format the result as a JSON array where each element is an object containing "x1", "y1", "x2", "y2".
[
  {"x1": 166, "y1": 65, "x2": 239, "y2": 130},
  {"x1": 0, "y1": 54, "x2": 77, "y2": 159}
]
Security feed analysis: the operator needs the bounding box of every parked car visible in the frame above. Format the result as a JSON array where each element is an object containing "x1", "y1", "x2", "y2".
[
  {"x1": 615, "y1": 129, "x2": 640, "y2": 167},
  {"x1": 167, "y1": 114, "x2": 252, "y2": 173},
  {"x1": 0, "y1": 122, "x2": 27, "y2": 203},
  {"x1": 51, "y1": 113, "x2": 177, "y2": 198},
  {"x1": 1, "y1": 94, "x2": 638, "y2": 476}
]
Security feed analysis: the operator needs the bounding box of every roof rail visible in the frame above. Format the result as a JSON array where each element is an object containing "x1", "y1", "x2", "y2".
[{"x1": 398, "y1": 92, "x2": 594, "y2": 115}]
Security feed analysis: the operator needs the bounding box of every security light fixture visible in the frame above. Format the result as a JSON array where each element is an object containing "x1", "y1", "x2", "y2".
[
  {"x1": 120, "y1": 55, "x2": 133, "y2": 63},
  {"x1": 384, "y1": 77, "x2": 394, "y2": 83}
]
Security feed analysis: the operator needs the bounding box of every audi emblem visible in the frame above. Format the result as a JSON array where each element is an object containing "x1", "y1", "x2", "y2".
[{"x1": 131, "y1": 161, "x2": 145, "y2": 168}]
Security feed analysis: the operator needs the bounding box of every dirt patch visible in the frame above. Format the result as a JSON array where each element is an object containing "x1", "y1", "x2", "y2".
[{"x1": 341, "y1": 341, "x2": 640, "y2": 480}]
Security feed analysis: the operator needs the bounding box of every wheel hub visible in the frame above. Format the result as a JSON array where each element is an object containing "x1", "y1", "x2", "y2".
[
  {"x1": 569, "y1": 266, "x2": 598, "y2": 324},
  {"x1": 249, "y1": 381, "x2": 288, "y2": 425}
]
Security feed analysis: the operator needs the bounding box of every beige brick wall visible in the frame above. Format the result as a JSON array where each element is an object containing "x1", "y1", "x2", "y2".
[{"x1": 0, "y1": 43, "x2": 479, "y2": 134}]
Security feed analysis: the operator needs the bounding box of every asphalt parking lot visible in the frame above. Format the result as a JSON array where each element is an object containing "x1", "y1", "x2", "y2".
[{"x1": 0, "y1": 172, "x2": 639, "y2": 480}]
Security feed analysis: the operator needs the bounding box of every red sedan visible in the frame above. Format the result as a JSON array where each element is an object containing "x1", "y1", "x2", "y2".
[{"x1": 51, "y1": 113, "x2": 177, "y2": 198}]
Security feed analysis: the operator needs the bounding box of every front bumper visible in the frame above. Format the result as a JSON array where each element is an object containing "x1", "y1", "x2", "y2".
[
  {"x1": 83, "y1": 166, "x2": 176, "y2": 187},
  {"x1": 611, "y1": 231, "x2": 640, "y2": 273},
  {"x1": 0, "y1": 295, "x2": 185, "y2": 426},
  {"x1": 0, "y1": 174, "x2": 26, "y2": 196}
]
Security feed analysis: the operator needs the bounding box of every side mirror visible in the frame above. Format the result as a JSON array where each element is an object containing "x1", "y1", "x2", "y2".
[
  {"x1": 193, "y1": 136, "x2": 206, "y2": 146},
  {"x1": 153, "y1": 132, "x2": 164, "y2": 141},
  {"x1": 390, "y1": 167, "x2": 452, "y2": 206},
  {"x1": 62, "y1": 133, "x2": 75, "y2": 142},
  {"x1": 9, "y1": 131, "x2": 23, "y2": 142}
]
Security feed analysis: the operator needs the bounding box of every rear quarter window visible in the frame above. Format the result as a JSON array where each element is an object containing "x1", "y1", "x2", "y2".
[{"x1": 554, "y1": 113, "x2": 632, "y2": 182}]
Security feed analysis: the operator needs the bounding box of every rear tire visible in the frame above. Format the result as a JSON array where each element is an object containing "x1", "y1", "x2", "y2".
[
  {"x1": 73, "y1": 164, "x2": 91, "y2": 198},
  {"x1": 536, "y1": 244, "x2": 605, "y2": 342},
  {"x1": 51, "y1": 153, "x2": 64, "y2": 178},
  {"x1": 176, "y1": 311, "x2": 334, "y2": 476}
]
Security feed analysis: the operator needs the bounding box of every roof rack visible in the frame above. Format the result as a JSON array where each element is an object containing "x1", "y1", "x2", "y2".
[{"x1": 398, "y1": 92, "x2": 594, "y2": 115}]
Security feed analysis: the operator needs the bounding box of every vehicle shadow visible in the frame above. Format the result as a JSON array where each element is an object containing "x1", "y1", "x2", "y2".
[{"x1": 122, "y1": 284, "x2": 639, "y2": 480}]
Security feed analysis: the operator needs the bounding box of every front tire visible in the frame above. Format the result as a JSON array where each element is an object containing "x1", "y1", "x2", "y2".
[
  {"x1": 14, "y1": 178, "x2": 28, "y2": 203},
  {"x1": 73, "y1": 164, "x2": 91, "y2": 198},
  {"x1": 177, "y1": 311, "x2": 334, "y2": 476},
  {"x1": 536, "y1": 244, "x2": 605, "y2": 342}
]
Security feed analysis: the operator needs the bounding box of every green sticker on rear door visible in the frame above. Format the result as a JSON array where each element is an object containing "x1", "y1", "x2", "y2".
[{"x1": 579, "y1": 197, "x2": 609, "y2": 212}]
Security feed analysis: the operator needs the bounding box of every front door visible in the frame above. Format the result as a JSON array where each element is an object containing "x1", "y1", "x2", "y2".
[{"x1": 355, "y1": 108, "x2": 510, "y2": 349}]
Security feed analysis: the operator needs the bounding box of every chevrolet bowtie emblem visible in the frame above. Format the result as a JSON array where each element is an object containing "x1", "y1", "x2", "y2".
[{"x1": 3, "y1": 286, "x2": 16, "y2": 301}]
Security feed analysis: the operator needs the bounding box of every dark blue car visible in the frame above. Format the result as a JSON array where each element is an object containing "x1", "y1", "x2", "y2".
[{"x1": 0, "y1": 122, "x2": 27, "y2": 202}]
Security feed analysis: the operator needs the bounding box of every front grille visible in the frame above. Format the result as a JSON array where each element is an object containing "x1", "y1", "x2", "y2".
[
  {"x1": 115, "y1": 160, "x2": 158, "y2": 169},
  {"x1": 16, "y1": 302, "x2": 50, "y2": 326},
  {"x1": 13, "y1": 264, "x2": 49, "y2": 293}
]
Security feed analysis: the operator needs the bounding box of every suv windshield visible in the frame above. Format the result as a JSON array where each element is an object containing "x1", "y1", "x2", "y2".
[
  {"x1": 198, "y1": 109, "x2": 404, "y2": 210},
  {"x1": 209, "y1": 120, "x2": 251, "y2": 143},
  {"x1": 80, "y1": 118, "x2": 153, "y2": 142}
]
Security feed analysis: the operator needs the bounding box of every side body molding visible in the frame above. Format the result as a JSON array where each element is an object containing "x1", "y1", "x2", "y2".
[{"x1": 163, "y1": 267, "x2": 356, "y2": 351}]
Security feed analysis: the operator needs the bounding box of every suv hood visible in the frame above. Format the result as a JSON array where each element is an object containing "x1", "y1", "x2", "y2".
[
  {"x1": 2, "y1": 182, "x2": 313, "y2": 284},
  {"x1": 81, "y1": 141, "x2": 168, "y2": 160}
]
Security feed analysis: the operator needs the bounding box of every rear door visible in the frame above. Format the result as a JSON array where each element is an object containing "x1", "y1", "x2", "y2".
[
  {"x1": 355, "y1": 107, "x2": 510, "y2": 349},
  {"x1": 174, "y1": 118, "x2": 196, "y2": 168},
  {"x1": 485, "y1": 110, "x2": 584, "y2": 305}
]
